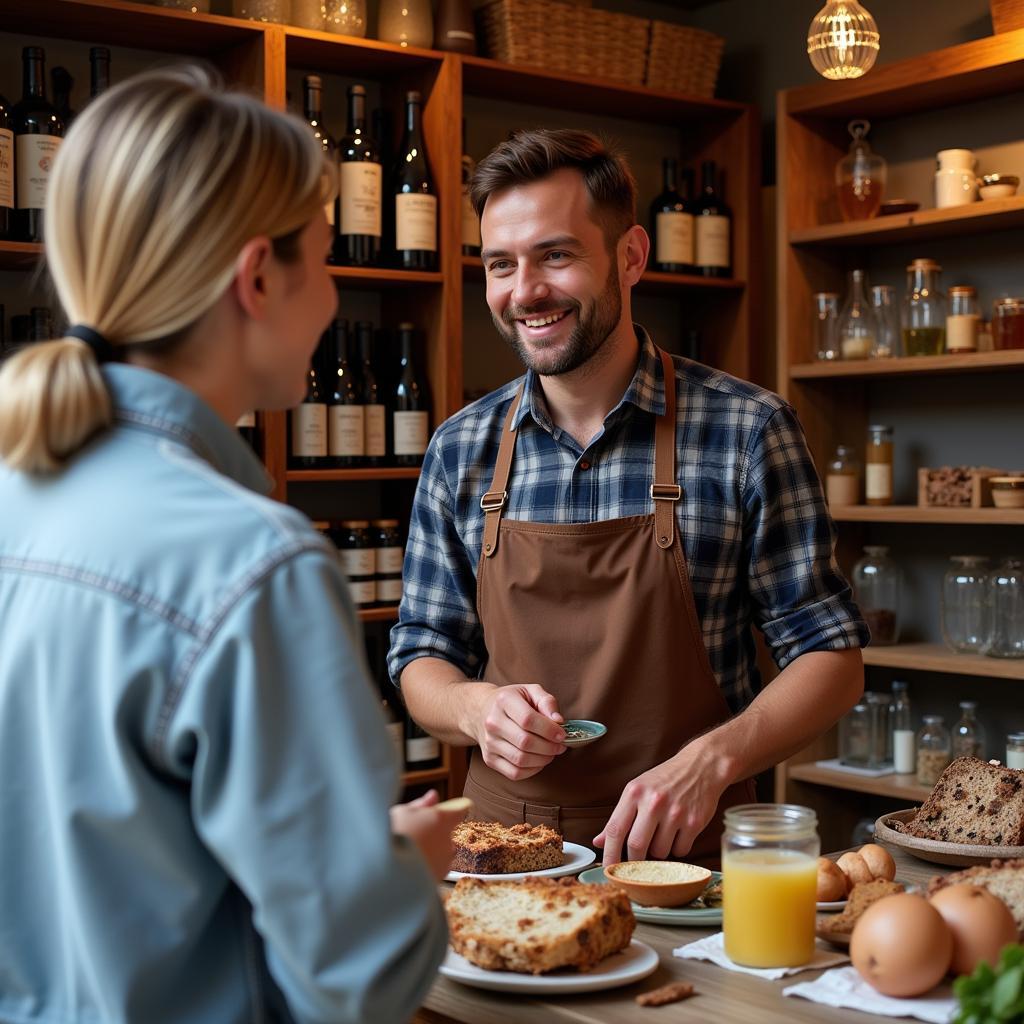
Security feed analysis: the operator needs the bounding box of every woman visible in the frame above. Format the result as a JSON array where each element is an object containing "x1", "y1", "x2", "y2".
[{"x1": 0, "y1": 67, "x2": 455, "y2": 1024}]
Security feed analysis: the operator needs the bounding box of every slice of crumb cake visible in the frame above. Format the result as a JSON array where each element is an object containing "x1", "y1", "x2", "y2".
[{"x1": 451, "y1": 821, "x2": 564, "y2": 874}]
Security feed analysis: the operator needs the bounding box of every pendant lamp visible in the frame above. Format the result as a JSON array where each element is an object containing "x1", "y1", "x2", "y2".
[{"x1": 807, "y1": 1, "x2": 880, "y2": 81}]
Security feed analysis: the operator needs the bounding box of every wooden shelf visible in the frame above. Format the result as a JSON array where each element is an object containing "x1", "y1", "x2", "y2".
[
  {"x1": 0, "y1": 241, "x2": 44, "y2": 271},
  {"x1": 358, "y1": 605, "x2": 400, "y2": 623},
  {"x1": 863, "y1": 642, "x2": 1024, "y2": 680},
  {"x1": 327, "y1": 266, "x2": 443, "y2": 289},
  {"x1": 286, "y1": 468, "x2": 420, "y2": 482},
  {"x1": 284, "y1": 24, "x2": 442, "y2": 76},
  {"x1": 790, "y1": 195, "x2": 1024, "y2": 247},
  {"x1": 792, "y1": 350, "x2": 1024, "y2": 380},
  {"x1": 788, "y1": 762, "x2": 931, "y2": 803},
  {"x1": 830, "y1": 505, "x2": 1024, "y2": 525},
  {"x1": 401, "y1": 766, "x2": 450, "y2": 786}
]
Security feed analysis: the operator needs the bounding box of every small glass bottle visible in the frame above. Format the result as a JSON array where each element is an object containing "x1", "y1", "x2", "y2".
[
  {"x1": 902, "y1": 259, "x2": 946, "y2": 356},
  {"x1": 870, "y1": 284, "x2": 900, "y2": 358},
  {"x1": 867, "y1": 691, "x2": 892, "y2": 768},
  {"x1": 865, "y1": 424, "x2": 893, "y2": 506},
  {"x1": 993, "y1": 297, "x2": 1024, "y2": 350},
  {"x1": 853, "y1": 545, "x2": 902, "y2": 645},
  {"x1": 839, "y1": 701, "x2": 871, "y2": 766},
  {"x1": 1007, "y1": 732, "x2": 1024, "y2": 771},
  {"x1": 890, "y1": 680, "x2": 915, "y2": 774},
  {"x1": 946, "y1": 286, "x2": 979, "y2": 353},
  {"x1": 836, "y1": 119, "x2": 886, "y2": 221},
  {"x1": 916, "y1": 715, "x2": 951, "y2": 786},
  {"x1": 825, "y1": 444, "x2": 860, "y2": 507},
  {"x1": 813, "y1": 291, "x2": 840, "y2": 361},
  {"x1": 986, "y1": 558, "x2": 1024, "y2": 659},
  {"x1": 336, "y1": 519, "x2": 376, "y2": 608},
  {"x1": 941, "y1": 556, "x2": 990, "y2": 654},
  {"x1": 838, "y1": 269, "x2": 877, "y2": 360},
  {"x1": 952, "y1": 700, "x2": 986, "y2": 760}
]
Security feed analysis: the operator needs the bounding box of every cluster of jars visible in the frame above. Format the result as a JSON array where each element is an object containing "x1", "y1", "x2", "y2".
[{"x1": 941, "y1": 555, "x2": 1024, "y2": 660}]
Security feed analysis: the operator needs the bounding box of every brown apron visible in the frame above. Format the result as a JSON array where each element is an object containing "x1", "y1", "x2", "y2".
[{"x1": 464, "y1": 348, "x2": 756, "y2": 866}]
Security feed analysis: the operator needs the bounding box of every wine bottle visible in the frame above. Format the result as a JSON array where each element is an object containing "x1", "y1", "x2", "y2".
[
  {"x1": 338, "y1": 84, "x2": 382, "y2": 267},
  {"x1": 356, "y1": 320, "x2": 386, "y2": 466},
  {"x1": 0, "y1": 90, "x2": 13, "y2": 240},
  {"x1": 404, "y1": 715, "x2": 441, "y2": 770},
  {"x1": 13, "y1": 47, "x2": 65, "y2": 244},
  {"x1": 461, "y1": 119, "x2": 480, "y2": 257},
  {"x1": 327, "y1": 318, "x2": 364, "y2": 467},
  {"x1": 391, "y1": 322, "x2": 429, "y2": 466},
  {"x1": 391, "y1": 91, "x2": 437, "y2": 271},
  {"x1": 694, "y1": 159, "x2": 731, "y2": 279},
  {"x1": 90, "y1": 47, "x2": 111, "y2": 100},
  {"x1": 302, "y1": 75, "x2": 339, "y2": 253},
  {"x1": 650, "y1": 158, "x2": 694, "y2": 274},
  {"x1": 434, "y1": 0, "x2": 476, "y2": 54},
  {"x1": 50, "y1": 67, "x2": 75, "y2": 128},
  {"x1": 290, "y1": 338, "x2": 328, "y2": 468}
]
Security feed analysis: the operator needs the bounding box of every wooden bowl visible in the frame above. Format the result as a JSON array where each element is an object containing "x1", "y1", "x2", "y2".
[
  {"x1": 604, "y1": 861, "x2": 712, "y2": 907},
  {"x1": 874, "y1": 808, "x2": 1024, "y2": 867},
  {"x1": 878, "y1": 199, "x2": 920, "y2": 216}
]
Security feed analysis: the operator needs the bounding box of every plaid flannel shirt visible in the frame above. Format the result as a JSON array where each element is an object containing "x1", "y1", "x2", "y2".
[{"x1": 388, "y1": 327, "x2": 868, "y2": 712}]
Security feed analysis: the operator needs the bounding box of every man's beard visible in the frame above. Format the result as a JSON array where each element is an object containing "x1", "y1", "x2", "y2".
[{"x1": 492, "y1": 261, "x2": 622, "y2": 377}]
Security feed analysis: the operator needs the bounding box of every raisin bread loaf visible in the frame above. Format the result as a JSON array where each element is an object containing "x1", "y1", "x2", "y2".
[{"x1": 451, "y1": 821, "x2": 563, "y2": 874}]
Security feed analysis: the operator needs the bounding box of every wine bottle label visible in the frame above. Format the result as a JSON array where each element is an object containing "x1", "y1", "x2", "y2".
[
  {"x1": 695, "y1": 214, "x2": 730, "y2": 269},
  {"x1": 376, "y1": 546, "x2": 404, "y2": 574},
  {"x1": 393, "y1": 410, "x2": 429, "y2": 456},
  {"x1": 340, "y1": 548, "x2": 375, "y2": 577},
  {"x1": 655, "y1": 211, "x2": 694, "y2": 266},
  {"x1": 291, "y1": 403, "x2": 327, "y2": 457},
  {"x1": 347, "y1": 577, "x2": 377, "y2": 605},
  {"x1": 341, "y1": 161, "x2": 382, "y2": 238},
  {"x1": 364, "y1": 403, "x2": 386, "y2": 457},
  {"x1": 406, "y1": 735, "x2": 440, "y2": 762},
  {"x1": 235, "y1": 411, "x2": 256, "y2": 429},
  {"x1": 328, "y1": 404, "x2": 365, "y2": 457},
  {"x1": 462, "y1": 187, "x2": 481, "y2": 248},
  {"x1": 15, "y1": 134, "x2": 62, "y2": 210},
  {"x1": 0, "y1": 129, "x2": 13, "y2": 210},
  {"x1": 395, "y1": 193, "x2": 437, "y2": 252},
  {"x1": 377, "y1": 576, "x2": 403, "y2": 603},
  {"x1": 865, "y1": 463, "x2": 892, "y2": 501}
]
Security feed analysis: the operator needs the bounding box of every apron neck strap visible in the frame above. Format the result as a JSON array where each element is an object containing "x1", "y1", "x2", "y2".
[
  {"x1": 481, "y1": 383, "x2": 524, "y2": 559},
  {"x1": 653, "y1": 348, "x2": 681, "y2": 550}
]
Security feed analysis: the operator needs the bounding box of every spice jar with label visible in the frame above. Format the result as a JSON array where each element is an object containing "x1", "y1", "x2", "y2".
[
  {"x1": 336, "y1": 519, "x2": 376, "y2": 607},
  {"x1": 953, "y1": 700, "x2": 986, "y2": 759},
  {"x1": 946, "y1": 286, "x2": 979, "y2": 353},
  {"x1": 372, "y1": 518, "x2": 404, "y2": 606},
  {"x1": 825, "y1": 445, "x2": 860, "y2": 507},
  {"x1": 853, "y1": 545, "x2": 902, "y2": 645},
  {"x1": 1007, "y1": 732, "x2": 1024, "y2": 771},
  {"x1": 916, "y1": 715, "x2": 951, "y2": 786},
  {"x1": 865, "y1": 424, "x2": 893, "y2": 506},
  {"x1": 993, "y1": 297, "x2": 1024, "y2": 350}
]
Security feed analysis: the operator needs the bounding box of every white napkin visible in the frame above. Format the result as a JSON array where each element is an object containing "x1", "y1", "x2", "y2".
[
  {"x1": 783, "y1": 966, "x2": 956, "y2": 1023},
  {"x1": 673, "y1": 931, "x2": 849, "y2": 979}
]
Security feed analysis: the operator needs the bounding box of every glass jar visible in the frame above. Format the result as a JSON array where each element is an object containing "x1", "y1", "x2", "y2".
[
  {"x1": 953, "y1": 700, "x2": 986, "y2": 759},
  {"x1": 232, "y1": 0, "x2": 289, "y2": 22},
  {"x1": 870, "y1": 284, "x2": 900, "y2": 358},
  {"x1": 941, "y1": 555, "x2": 990, "y2": 654},
  {"x1": 323, "y1": 0, "x2": 367, "y2": 36},
  {"x1": 946, "y1": 286, "x2": 979, "y2": 353},
  {"x1": 841, "y1": 692, "x2": 892, "y2": 768},
  {"x1": 371, "y1": 518, "x2": 403, "y2": 606},
  {"x1": 825, "y1": 444, "x2": 860, "y2": 507},
  {"x1": 986, "y1": 557, "x2": 1024, "y2": 659},
  {"x1": 377, "y1": 0, "x2": 433, "y2": 47},
  {"x1": 813, "y1": 292, "x2": 840, "y2": 361},
  {"x1": 902, "y1": 259, "x2": 946, "y2": 356},
  {"x1": 290, "y1": 0, "x2": 323, "y2": 29},
  {"x1": 336, "y1": 519, "x2": 376, "y2": 607},
  {"x1": 993, "y1": 297, "x2": 1024, "y2": 350},
  {"x1": 916, "y1": 715, "x2": 951, "y2": 786},
  {"x1": 865, "y1": 425, "x2": 893, "y2": 506},
  {"x1": 836, "y1": 119, "x2": 886, "y2": 222},
  {"x1": 853, "y1": 545, "x2": 902, "y2": 645},
  {"x1": 722, "y1": 805, "x2": 819, "y2": 968},
  {"x1": 890, "y1": 680, "x2": 915, "y2": 774},
  {"x1": 1007, "y1": 732, "x2": 1024, "y2": 771},
  {"x1": 838, "y1": 269, "x2": 877, "y2": 360}
]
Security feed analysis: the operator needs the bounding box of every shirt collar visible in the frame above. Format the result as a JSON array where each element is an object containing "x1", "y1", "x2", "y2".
[
  {"x1": 102, "y1": 363, "x2": 272, "y2": 495},
  {"x1": 511, "y1": 324, "x2": 667, "y2": 431}
]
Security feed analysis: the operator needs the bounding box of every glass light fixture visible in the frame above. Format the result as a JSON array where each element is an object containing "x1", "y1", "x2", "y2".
[{"x1": 807, "y1": 1, "x2": 880, "y2": 81}]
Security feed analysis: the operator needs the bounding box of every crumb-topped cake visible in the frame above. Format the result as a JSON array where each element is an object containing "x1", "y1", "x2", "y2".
[
  {"x1": 446, "y1": 876, "x2": 635, "y2": 974},
  {"x1": 451, "y1": 820, "x2": 564, "y2": 874}
]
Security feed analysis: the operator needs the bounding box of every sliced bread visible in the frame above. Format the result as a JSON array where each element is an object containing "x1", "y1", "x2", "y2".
[
  {"x1": 927, "y1": 859, "x2": 1024, "y2": 938},
  {"x1": 818, "y1": 878, "x2": 905, "y2": 937}
]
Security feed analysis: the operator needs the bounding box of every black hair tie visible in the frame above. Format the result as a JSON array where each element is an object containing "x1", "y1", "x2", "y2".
[{"x1": 66, "y1": 324, "x2": 118, "y2": 364}]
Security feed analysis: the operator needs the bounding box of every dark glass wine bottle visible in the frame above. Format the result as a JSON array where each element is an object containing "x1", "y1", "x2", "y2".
[
  {"x1": 461, "y1": 118, "x2": 480, "y2": 257},
  {"x1": 290, "y1": 337, "x2": 328, "y2": 468},
  {"x1": 90, "y1": 47, "x2": 111, "y2": 99},
  {"x1": 302, "y1": 75, "x2": 339, "y2": 258},
  {"x1": 650, "y1": 157, "x2": 694, "y2": 274},
  {"x1": 50, "y1": 67, "x2": 75, "y2": 128},
  {"x1": 327, "y1": 318, "x2": 364, "y2": 467},
  {"x1": 0, "y1": 90, "x2": 13, "y2": 240},
  {"x1": 404, "y1": 715, "x2": 441, "y2": 770},
  {"x1": 391, "y1": 322, "x2": 429, "y2": 466},
  {"x1": 694, "y1": 159, "x2": 731, "y2": 279},
  {"x1": 338, "y1": 84, "x2": 382, "y2": 267},
  {"x1": 357, "y1": 320, "x2": 386, "y2": 467},
  {"x1": 391, "y1": 91, "x2": 437, "y2": 271},
  {"x1": 13, "y1": 47, "x2": 65, "y2": 244}
]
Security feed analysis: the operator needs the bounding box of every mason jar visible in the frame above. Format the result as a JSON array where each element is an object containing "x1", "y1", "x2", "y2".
[
  {"x1": 916, "y1": 715, "x2": 951, "y2": 786},
  {"x1": 941, "y1": 555, "x2": 990, "y2": 654},
  {"x1": 902, "y1": 259, "x2": 946, "y2": 356},
  {"x1": 853, "y1": 545, "x2": 902, "y2": 645},
  {"x1": 722, "y1": 804, "x2": 819, "y2": 968}
]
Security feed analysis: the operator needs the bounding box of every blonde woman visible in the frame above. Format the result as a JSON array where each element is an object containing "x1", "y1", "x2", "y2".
[{"x1": 0, "y1": 68, "x2": 456, "y2": 1024}]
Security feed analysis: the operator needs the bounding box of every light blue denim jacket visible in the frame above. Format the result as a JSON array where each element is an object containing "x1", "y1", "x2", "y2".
[{"x1": 0, "y1": 364, "x2": 447, "y2": 1024}]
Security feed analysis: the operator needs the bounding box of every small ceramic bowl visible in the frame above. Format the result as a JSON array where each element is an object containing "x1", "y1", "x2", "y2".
[
  {"x1": 991, "y1": 476, "x2": 1024, "y2": 508},
  {"x1": 560, "y1": 719, "x2": 607, "y2": 748},
  {"x1": 878, "y1": 199, "x2": 920, "y2": 216},
  {"x1": 979, "y1": 174, "x2": 1019, "y2": 200},
  {"x1": 604, "y1": 860, "x2": 712, "y2": 907}
]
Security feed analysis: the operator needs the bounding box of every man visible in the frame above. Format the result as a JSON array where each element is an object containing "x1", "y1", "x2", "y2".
[{"x1": 389, "y1": 129, "x2": 867, "y2": 867}]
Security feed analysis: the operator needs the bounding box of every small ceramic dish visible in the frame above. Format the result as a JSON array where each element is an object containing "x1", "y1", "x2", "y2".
[
  {"x1": 878, "y1": 199, "x2": 920, "y2": 216},
  {"x1": 603, "y1": 860, "x2": 712, "y2": 908},
  {"x1": 979, "y1": 173, "x2": 1019, "y2": 200},
  {"x1": 991, "y1": 476, "x2": 1024, "y2": 508},
  {"x1": 561, "y1": 719, "x2": 607, "y2": 748}
]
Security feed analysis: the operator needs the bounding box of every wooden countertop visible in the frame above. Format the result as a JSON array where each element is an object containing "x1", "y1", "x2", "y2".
[{"x1": 416, "y1": 847, "x2": 955, "y2": 1024}]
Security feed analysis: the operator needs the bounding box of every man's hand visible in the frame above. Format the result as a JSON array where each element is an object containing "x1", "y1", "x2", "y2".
[
  {"x1": 593, "y1": 744, "x2": 732, "y2": 867},
  {"x1": 469, "y1": 683, "x2": 567, "y2": 782},
  {"x1": 390, "y1": 789, "x2": 469, "y2": 881}
]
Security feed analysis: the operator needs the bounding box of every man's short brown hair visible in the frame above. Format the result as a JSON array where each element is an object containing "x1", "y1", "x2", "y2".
[{"x1": 470, "y1": 128, "x2": 637, "y2": 247}]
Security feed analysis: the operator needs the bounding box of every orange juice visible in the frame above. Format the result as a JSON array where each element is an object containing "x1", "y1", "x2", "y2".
[{"x1": 722, "y1": 848, "x2": 817, "y2": 967}]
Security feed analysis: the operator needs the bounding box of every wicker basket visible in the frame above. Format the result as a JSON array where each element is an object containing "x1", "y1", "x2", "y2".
[
  {"x1": 645, "y1": 20, "x2": 724, "y2": 97},
  {"x1": 990, "y1": 0, "x2": 1024, "y2": 32},
  {"x1": 476, "y1": 0, "x2": 650, "y2": 87}
]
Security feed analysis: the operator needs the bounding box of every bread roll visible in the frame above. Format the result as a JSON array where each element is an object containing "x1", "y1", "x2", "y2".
[
  {"x1": 837, "y1": 850, "x2": 873, "y2": 890},
  {"x1": 817, "y1": 857, "x2": 848, "y2": 902},
  {"x1": 858, "y1": 843, "x2": 896, "y2": 881}
]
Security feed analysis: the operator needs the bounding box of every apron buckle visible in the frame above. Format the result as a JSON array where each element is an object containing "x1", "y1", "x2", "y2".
[
  {"x1": 650, "y1": 483, "x2": 682, "y2": 501},
  {"x1": 480, "y1": 490, "x2": 508, "y2": 512}
]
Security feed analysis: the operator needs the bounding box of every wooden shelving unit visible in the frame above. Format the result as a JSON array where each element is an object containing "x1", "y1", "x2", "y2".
[
  {"x1": 791, "y1": 349, "x2": 1024, "y2": 380},
  {"x1": 286, "y1": 467, "x2": 421, "y2": 483},
  {"x1": 0, "y1": 241, "x2": 45, "y2": 271},
  {"x1": 787, "y1": 763, "x2": 931, "y2": 803},
  {"x1": 326, "y1": 266, "x2": 443, "y2": 289},
  {"x1": 862, "y1": 642, "x2": 1024, "y2": 680},
  {"x1": 357, "y1": 606, "x2": 401, "y2": 623},
  {"x1": 830, "y1": 505, "x2": 1024, "y2": 526}
]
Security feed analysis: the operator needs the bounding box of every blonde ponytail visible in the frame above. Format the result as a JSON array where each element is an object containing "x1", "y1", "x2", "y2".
[{"x1": 0, "y1": 66, "x2": 330, "y2": 474}]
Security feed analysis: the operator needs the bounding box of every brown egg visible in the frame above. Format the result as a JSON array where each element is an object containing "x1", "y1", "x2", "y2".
[
  {"x1": 837, "y1": 850, "x2": 873, "y2": 890},
  {"x1": 850, "y1": 893, "x2": 953, "y2": 997},
  {"x1": 929, "y1": 884, "x2": 1019, "y2": 977},
  {"x1": 817, "y1": 857, "x2": 848, "y2": 902},
  {"x1": 858, "y1": 844, "x2": 896, "y2": 881}
]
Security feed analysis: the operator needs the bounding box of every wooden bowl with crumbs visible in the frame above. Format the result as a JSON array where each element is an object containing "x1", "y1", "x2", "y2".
[{"x1": 604, "y1": 861, "x2": 712, "y2": 907}]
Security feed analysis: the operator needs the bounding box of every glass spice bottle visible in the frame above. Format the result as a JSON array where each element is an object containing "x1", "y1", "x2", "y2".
[
  {"x1": 916, "y1": 715, "x2": 951, "y2": 786},
  {"x1": 1007, "y1": 732, "x2": 1024, "y2": 771},
  {"x1": 952, "y1": 700, "x2": 986, "y2": 759},
  {"x1": 838, "y1": 269, "x2": 877, "y2": 360},
  {"x1": 993, "y1": 297, "x2": 1024, "y2": 350},
  {"x1": 853, "y1": 545, "x2": 902, "y2": 645},
  {"x1": 902, "y1": 259, "x2": 946, "y2": 356},
  {"x1": 825, "y1": 445, "x2": 860, "y2": 507},
  {"x1": 813, "y1": 292, "x2": 840, "y2": 361},
  {"x1": 865, "y1": 424, "x2": 893, "y2": 506},
  {"x1": 890, "y1": 680, "x2": 915, "y2": 774},
  {"x1": 946, "y1": 286, "x2": 979, "y2": 353},
  {"x1": 870, "y1": 284, "x2": 900, "y2": 358}
]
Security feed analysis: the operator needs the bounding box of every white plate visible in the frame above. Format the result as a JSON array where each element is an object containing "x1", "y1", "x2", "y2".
[
  {"x1": 445, "y1": 841, "x2": 596, "y2": 882},
  {"x1": 578, "y1": 866, "x2": 723, "y2": 926},
  {"x1": 440, "y1": 939, "x2": 659, "y2": 994},
  {"x1": 817, "y1": 898, "x2": 847, "y2": 912}
]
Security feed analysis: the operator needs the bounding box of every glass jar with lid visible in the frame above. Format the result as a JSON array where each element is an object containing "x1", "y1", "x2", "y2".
[
  {"x1": 986, "y1": 557, "x2": 1024, "y2": 659},
  {"x1": 336, "y1": 519, "x2": 376, "y2": 608},
  {"x1": 941, "y1": 556, "x2": 990, "y2": 654},
  {"x1": 916, "y1": 715, "x2": 951, "y2": 786},
  {"x1": 865, "y1": 425, "x2": 893, "y2": 506},
  {"x1": 835, "y1": 119, "x2": 886, "y2": 221},
  {"x1": 993, "y1": 297, "x2": 1024, "y2": 350},
  {"x1": 952, "y1": 700, "x2": 986, "y2": 759},
  {"x1": 1007, "y1": 732, "x2": 1024, "y2": 771},
  {"x1": 232, "y1": 0, "x2": 289, "y2": 22},
  {"x1": 812, "y1": 292, "x2": 840, "y2": 361},
  {"x1": 902, "y1": 259, "x2": 946, "y2": 356},
  {"x1": 722, "y1": 804, "x2": 819, "y2": 968},
  {"x1": 825, "y1": 445, "x2": 860, "y2": 507},
  {"x1": 890, "y1": 680, "x2": 915, "y2": 774},
  {"x1": 870, "y1": 284, "x2": 900, "y2": 358},
  {"x1": 838, "y1": 269, "x2": 877, "y2": 360},
  {"x1": 853, "y1": 545, "x2": 902, "y2": 645},
  {"x1": 946, "y1": 286, "x2": 979, "y2": 353}
]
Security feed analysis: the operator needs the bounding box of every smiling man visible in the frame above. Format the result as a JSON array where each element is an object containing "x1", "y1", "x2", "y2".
[{"x1": 388, "y1": 129, "x2": 868, "y2": 867}]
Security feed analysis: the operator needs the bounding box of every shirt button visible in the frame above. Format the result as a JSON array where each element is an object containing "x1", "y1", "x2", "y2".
[{"x1": 579, "y1": 460, "x2": 591, "y2": 471}]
